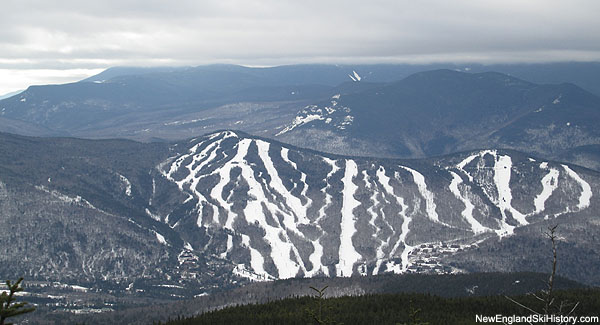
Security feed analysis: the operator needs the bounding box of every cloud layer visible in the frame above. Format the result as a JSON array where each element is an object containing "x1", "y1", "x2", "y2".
[{"x1": 1, "y1": 0, "x2": 600, "y2": 93}]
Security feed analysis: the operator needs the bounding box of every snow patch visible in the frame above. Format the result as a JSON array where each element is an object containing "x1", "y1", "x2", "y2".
[
  {"x1": 233, "y1": 263, "x2": 274, "y2": 282},
  {"x1": 154, "y1": 231, "x2": 167, "y2": 245},
  {"x1": 220, "y1": 235, "x2": 233, "y2": 259},
  {"x1": 155, "y1": 284, "x2": 185, "y2": 289},
  {"x1": 553, "y1": 95, "x2": 561, "y2": 104},
  {"x1": 164, "y1": 117, "x2": 208, "y2": 126},
  {"x1": 145, "y1": 208, "x2": 161, "y2": 221},
  {"x1": 118, "y1": 174, "x2": 132, "y2": 196},
  {"x1": 276, "y1": 114, "x2": 324, "y2": 136},
  {"x1": 348, "y1": 70, "x2": 361, "y2": 82}
]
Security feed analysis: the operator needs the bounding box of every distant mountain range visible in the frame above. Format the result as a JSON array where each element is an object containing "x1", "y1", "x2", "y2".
[
  {"x1": 1, "y1": 63, "x2": 599, "y2": 171},
  {"x1": 276, "y1": 69, "x2": 600, "y2": 170},
  {"x1": 1, "y1": 131, "x2": 598, "y2": 312},
  {"x1": 0, "y1": 90, "x2": 23, "y2": 100}
]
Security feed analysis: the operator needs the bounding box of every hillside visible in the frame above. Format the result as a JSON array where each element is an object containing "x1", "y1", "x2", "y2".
[
  {"x1": 1, "y1": 130, "x2": 599, "y2": 315},
  {"x1": 1, "y1": 65, "x2": 599, "y2": 171}
]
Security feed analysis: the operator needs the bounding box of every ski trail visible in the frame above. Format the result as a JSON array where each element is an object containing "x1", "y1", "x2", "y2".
[
  {"x1": 164, "y1": 132, "x2": 231, "y2": 225},
  {"x1": 307, "y1": 157, "x2": 339, "y2": 277},
  {"x1": 238, "y1": 139, "x2": 307, "y2": 278},
  {"x1": 257, "y1": 141, "x2": 309, "y2": 225},
  {"x1": 241, "y1": 234, "x2": 266, "y2": 277},
  {"x1": 533, "y1": 163, "x2": 559, "y2": 214},
  {"x1": 281, "y1": 147, "x2": 313, "y2": 209},
  {"x1": 449, "y1": 171, "x2": 488, "y2": 233},
  {"x1": 210, "y1": 139, "x2": 250, "y2": 229},
  {"x1": 562, "y1": 165, "x2": 592, "y2": 210},
  {"x1": 400, "y1": 166, "x2": 441, "y2": 224},
  {"x1": 336, "y1": 160, "x2": 362, "y2": 277},
  {"x1": 362, "y1": 170, "x2": 386, "y2": 275},
  {"x1": 376, "y1": 166, "x2": 411, "y2": 272},
  {"x1": 494, "y1": 155, "x2": 528, "y2": 226}
]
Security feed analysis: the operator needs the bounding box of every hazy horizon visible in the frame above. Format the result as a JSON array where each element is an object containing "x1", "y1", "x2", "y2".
[{"x1": 1, "y1": 0, "x2": 600, "y2": 94}]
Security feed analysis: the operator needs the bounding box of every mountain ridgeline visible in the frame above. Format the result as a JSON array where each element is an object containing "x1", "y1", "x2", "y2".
[
  {"x1": 276, "y1": 70, "x2": 600, "y2": 168},
  {"x1": 1, "y1": 131, "x2": 598, "y2": 303},
  {"x1": 158, "y1": 131, "x2": 600, "y2": 283},
  {"x1": 1, "y1": 65, "x2": 599, "y2": 171}
]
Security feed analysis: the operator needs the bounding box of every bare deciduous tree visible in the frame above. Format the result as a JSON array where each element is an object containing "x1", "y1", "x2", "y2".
[{"x1": 505, "y1": 225, "x2": 579, "y2": 325}]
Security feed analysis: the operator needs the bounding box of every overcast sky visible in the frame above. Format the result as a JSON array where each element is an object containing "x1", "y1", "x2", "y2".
[{"x1": 1, "y1": 0, "x2": 599, "y2": 94}]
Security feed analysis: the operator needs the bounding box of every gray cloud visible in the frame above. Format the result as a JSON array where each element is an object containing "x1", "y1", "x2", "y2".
[{"x1": 1, "y1": 0, "x2": 599, "y2": 93}]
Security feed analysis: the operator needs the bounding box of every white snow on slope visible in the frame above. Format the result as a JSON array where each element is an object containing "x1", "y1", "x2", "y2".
[
  {"x1": 255, "y1": 142, "x2": 312, "y2": 276},
  {"x1": 368, "y1": 168, "x2": 395, "y2": 275},
  {"x1": 280, "y1": 147, "x2": 313, "y2": 211},
  {"x1": 401, "y1": 166, "x2": 441, "y2": 224},
  {"x1": 241, "y1": 235, "x2": 267, "y2": 278},
  {"x1": 336, "y1": 160, "x2": 362, "y2": 277},
  {"x1": 494, "y1": 155, "x2": 528, "y2": 226},
  {"x1": 184, "y1": 242, "x2": 193, "y2": 251},
  {"x1": 118, "y1": 174, "x2": 132, "y2": 196},
  {"x1": 553, "y1": 95, "x2": 561, "y2": 104},
  {"x1": 233, "y1": 139, "x2": 307, "y2": 278},
  {"x1": 220, "y1": 234, "x2": 233, "y2": 259},
  {"x1": 154, "y1": 231, "x2": 167, "y2": 245},
  {"x1": 317, "y1": 157, "x2": 339, "y2": 225},
  {"x1": 280, "y1": 147, "x2": 297, "y2": 169},
  {"x1": 456, "y1": 150, "x2": 495, "y2": 182},
  {"x1": 162, "y1": 131, "x2": 239, "y2": 226},
  {"x1": 276, "y1": 114, "x2": 324, "y2": 136},
  {"x1": 163, "y1": 117, "x2": 208, "y2": 126},
  {"x1": 306, "y1": 157, "x2": 339, "y2": 277},
  {"x1": 449, "y1": 172, "x2": 488, "y2": 233},
  {"x1": 233, "y1": 263, "x2": 274, "y2": 282},
  {"x1": 562, "y1": 165, "x2": 592, "y2": 210},
  {"x1": 349, "y1": 70, "x2": 361, "y2": 82},
  {"x1": 159, "y1": 132, "x2": 595, "y2": 281},
  {"x1": 258, "y1": 142, "x2": 309, "y2": 225},
  {"x1": 533, "y1": 164, "x2": 559, "y2": 213},
  {"x1": 210, "y1": 138, "x2": 249, "y2": 228},
  {"x1": 145, "y1": 208, "x2": 161, "y2": 222},
  {"x1": 456, "y1": 151, "x2": 516, "y2": 237},
  {"x1": 149, "y1": 178, "x2": 156, "y2": 206},
  {"x1": 376, "y1": 167, "x2": 412, "y2": 273}
]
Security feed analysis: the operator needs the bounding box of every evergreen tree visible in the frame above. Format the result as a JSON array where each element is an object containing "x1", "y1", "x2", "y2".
[
  {"x1": 0, "y1": 278, "x2": 36, "y2": 325},
  {"x1": 306, "y1": 286, "x2": 342, "y2": 325}
]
